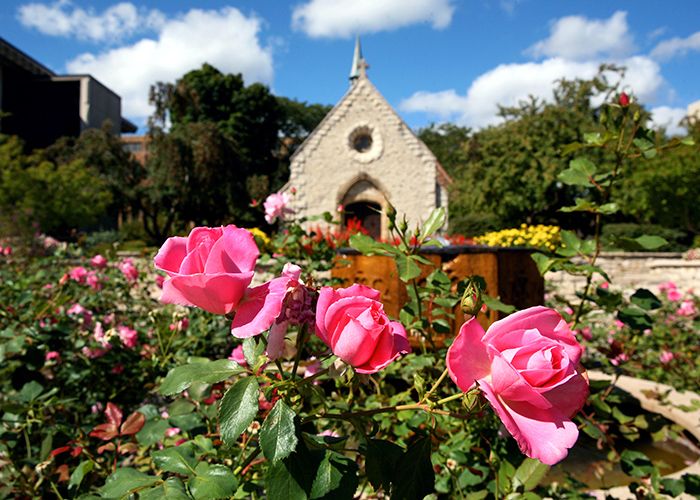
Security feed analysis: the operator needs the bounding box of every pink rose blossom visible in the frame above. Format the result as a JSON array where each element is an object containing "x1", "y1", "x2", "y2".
[
  {"x1": 45, "y1": 351, "x2": 61, "y2": 363},
  {"x1": 67, "y1": 303, "x2": 93, "y2": 327},
  {"x1": 69, "y1": 266, "x2": 88, "y2": 283},
  {"x1": 118, "y1": 258, "x2": 139, "y2": 281},
  {"x1": 93, "y1": 322, "x2": 110, "y2": 347},
  {"x1": 117, "y1": 325, "x2": 138, "y2": 348},
  {"x1": 91, "y1": 402, "x2": 104, "y2": 414},
  {"x1": 614, "y1": 319, "x2": 625, "y2": 329},
  {"x1": 154, "y1": 226, "x2": 259, "y2": 315},
  {"x1": 576, "y1": 327, "x2": 593, "y2": 341},
  {"x1": 677, "y1": 300, "x2": 697, "y2": 317},
  {"x1": 658, "y1": 281, "x2": 677, "y2": 292},
  {"x1": 165, "y1": 427, "x2": 181, "y2": 438},
  {"x1": 82, "y1": 346, "x2": 109, "y2": 359},
  {"x1": 3, "y1": 246, "x2": 12, "y2": 256},
  {"x1": 263, "y1": 192, "x2": 294, "y2": 224},
  {"x1": 111, "y1": 363, "x2": 124, "y2": 375},
  {"x1": 314, "y1": 284, "x2": 411, "y2": 374},
  {"x1": 610, "y1": 353, "x2": 629, "y2": 366},
  {"x1": 169, "y1": 318, "x2": 189, "y2": 332},
  {"x1": 90, "y1": 254, "x2": 107, "y2": 268},
  {"x1": 228, "y1": 345, "x2": 247, "y2": 366},
  {"x1": 599, "y1": 282, "x2": 609, "y2": 289},
  {"x1": 232, "y1": 263, "x2": 313, "y2": 360},
  {"x1": 666, "y1": 288, "x2": 683, "y2": 301},
  {"x1": 447, "y1": 306, "x2": 588, "y2": 465},
  {"x1": 659, "y1": 350, "x2": 675, "y2": 364},
  {"x1": 86, "y1": 271, "x2": 102, "y2": 290}
]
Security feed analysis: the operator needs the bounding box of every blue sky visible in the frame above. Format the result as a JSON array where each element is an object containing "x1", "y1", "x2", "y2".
[{"x1": 2, "y1": 0, "x2": 699, "y2": 134}]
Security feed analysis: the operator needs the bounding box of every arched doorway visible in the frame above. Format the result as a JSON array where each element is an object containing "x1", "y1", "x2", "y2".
[{"x1": 344, "y1": 201, "x2": 381, "y2": 239}]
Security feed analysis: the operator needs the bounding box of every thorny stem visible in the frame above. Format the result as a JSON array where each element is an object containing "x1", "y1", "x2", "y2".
[
  {"x1": 422, "y1": 367, "x2": 450, "y2": 403},
  {"x1": 302, "y1": 399, "x2": 470, "y2": 424}
]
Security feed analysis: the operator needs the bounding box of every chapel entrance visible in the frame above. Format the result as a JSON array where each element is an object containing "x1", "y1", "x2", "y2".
[{"x1": 344, "y1": 201, "x2": 381, "y2": 239}]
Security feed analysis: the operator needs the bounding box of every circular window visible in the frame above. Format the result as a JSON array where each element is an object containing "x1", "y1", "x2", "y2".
[{"x1": 346, "y1": 123, "x2": 383, "y2": 163}]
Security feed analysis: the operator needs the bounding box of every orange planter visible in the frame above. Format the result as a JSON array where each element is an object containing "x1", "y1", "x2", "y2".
[{"x1": 331, "y1": 246, "x2": 544, "y2": 347}]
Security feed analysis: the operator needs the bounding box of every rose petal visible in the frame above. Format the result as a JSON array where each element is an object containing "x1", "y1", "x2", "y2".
[
  {"x1": 186, "y1": 226, "x2": 223, "y2": 253},
  {"x1": 542, "y1": 368, "x2": 589, "y2": 417},
  {"x1": 489, "y1": 351, "x2": 553, "y2": 409},
  {"x1": 315, "y1": 287, "x2": 339, "y2": 343},
  {"x1": 266, "y1": 321, "x2": 288, "y2": 360},
  {"x1": 479, "y1": 379, "x2": 579, "y2": 465},
  {"x1": 447, "y1": 317, "x2": 490, "y2": 392},
  {"x1": 231, "y1": 276, "x2": 291, "y2": 338},
  {"x1": 161, "y1": 272, "x2": 254, "y2": 315},
  {"x1": 204, "y1": 226, "x2": 260, "y2": 274},
  {"x1": 356, "y1": 321, "x2": 411, "y2": 374},
  {"x1": 334, "y1": 284, "x2": 381, "y2": 301},
  {"x1": 331, "y1": 314, "x2": 379, "y2": 367},
  {"x1": 154, "y1": 237, "x2": 188, "y2": 277}
]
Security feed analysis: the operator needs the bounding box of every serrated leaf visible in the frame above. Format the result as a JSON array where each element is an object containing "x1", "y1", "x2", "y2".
[
  {"x1": 349, "y1": 233, "x2": 396, "y2": 256},
  {"x1": 558, "y1": 157, "x2": 597, "y2": 186},
  {"x1": 219, "y1": 377, "x2": 259, "y2": 447},
  {"x1": 68, "y1": 460, "x2": 93, "y2": 491},
  {"x1": 260, "y1": 400, "x2": 298, "y2": 462},
  {"x1": 266, "y1": 458, "x2": 309, "y2": 500},
  {"x1": 159, "y1": 359, "x2": 242, "y2": 396},
  {"x1": 136, "y1": 419, "x2": 170, "y2": 447},
  {"x1": 482, "y1": 295, "x2": 516, "y2": 314},
  {"x1": 618, "y1": 307, "x2": 653, "y2": 331},
  {"x1": 660, "y1": 477, "x2": 685, "y2": 497},
  {"x1": 419, "y1": 207, "x2": 446, "y2": 242},
  {"x1": 188, "y1": 462, "x2": 237, "y2": 500},
  {"x1": 583, "y1": 132, "x2": 605, "y2": 145},
  {"x1": 152, "y1": 443, "x2": 197, "y2": 475},
  {"x1": 620, "y1": 450, "x2": 656, "y2": 478},
  {"x1": 680, "y1": 136, "x2": 695, "y2": 146},
  {"x1": 310, "y1": 452, "x2": 358, "y2": 499},
  {"x1": 100, "y1": 468, "x2": 159, "y2": 498},
  {"x1": 139, "y1": 478, "x2": 190, "y2": 500},
  {"x1": 530, "y1": 253, "x2": 556, "y2": 276},
  {"x1": 617, "y1": 235, "x2": 668, "y2": 251}
]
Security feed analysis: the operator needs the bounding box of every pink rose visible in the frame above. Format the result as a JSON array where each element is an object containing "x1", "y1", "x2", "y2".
[
  {"x1": 677, "y1": 300, "x2": 696, "y2": 317},
  {"x1": 666, "y1": 288, "x2": 682, "y2": 301},
  {"x1": 90, "y1": 254, "x2": 107, "y2": 269},
  {"x1": 154, "y1": 226, "x2": 259, "y2": 315},
  {"x1": 447, "y1": 306, "x2": 588, "y2": 465},
  {"x1": 659, "y1": 350, "x2": 674, "y2": 364},
  {"x1": 263, "y1": 192, "x2": 294, "y2": 224},
  {"x1": 86, "y1": 271, "x2": 102, "y2": 290},
  {"x1": 117, "y1": 325, "x2": 138, "y2": 349},
  {"x1": 228, "y1": 345, "x2": 247, "y2": 366},
  {"x1": 69, "y1": 266, "x2": 88, "y2": 283},
  {"x1": 314, "y1": 284, "x2": 411, "y2": 374},
  {"x1": 45, "y1": 351, "x2": 61, "y2": 363},
  {"x1": 118, "y1": 258, "x2": 139, "y2": 282}
]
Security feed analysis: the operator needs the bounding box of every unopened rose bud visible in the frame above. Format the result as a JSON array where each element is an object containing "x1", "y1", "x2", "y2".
[
  {"x1": 619, "y1": 92, "x2": 630, "y2": 107},
  {"x1": 386, "y1": 203, "x2": 397, "y2": 231},
  {"x1": 460, "y1": 278, "x2": 484, "y2": 316}
]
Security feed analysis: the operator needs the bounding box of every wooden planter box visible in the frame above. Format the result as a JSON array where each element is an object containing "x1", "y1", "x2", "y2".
[{"x1": 331, "y1": 245, "x2": 544, "y2": 347}]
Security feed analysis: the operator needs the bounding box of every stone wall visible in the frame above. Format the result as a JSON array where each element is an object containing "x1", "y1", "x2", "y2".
[{"x1": 546, "y1": 252, "x2": 700, "y2": 299}]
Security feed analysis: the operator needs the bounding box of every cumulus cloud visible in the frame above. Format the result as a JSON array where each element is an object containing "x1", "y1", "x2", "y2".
[
  {"x1": 400, "y1": 56, "x2": 663, "y2": 128},
  {"x1": 292, "y1": 0, "x2": 454, "y2": 38},
  {"x1": 528, "y1": 11, "x2": 635, "y2": 61},
  {"x1": 65, "y1": 7, "x2": 273, "y2": 121},
  {"x1": 650, "y1": 31, "x2": 700, "y2": 60},
  {"x1": 649, "y1": 106, "x2": 687, "y2": 136},
  {"x1": 17, "y1": 0, "x2": 165, "y2": 43}
]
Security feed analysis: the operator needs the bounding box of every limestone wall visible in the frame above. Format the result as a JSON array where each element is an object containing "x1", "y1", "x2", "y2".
[{"x1": 546, "y1": 252, "x2": 700, "y2": 299}]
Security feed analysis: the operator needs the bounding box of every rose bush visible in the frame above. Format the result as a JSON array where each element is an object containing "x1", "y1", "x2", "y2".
[
  {"x1": 315, "y1": 284, "x2": 411, "y2": 374},
  {"x1": 447, "y1": 306, "x2": 588, "y2": 465},
  {"x1": 154, "y1": 225, "x2": 259, "y2": 314}
]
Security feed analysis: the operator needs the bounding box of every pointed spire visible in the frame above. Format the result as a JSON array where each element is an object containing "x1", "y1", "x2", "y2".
[{"x1": 349, "y1": 36, "x2": 368, "y2": 82}]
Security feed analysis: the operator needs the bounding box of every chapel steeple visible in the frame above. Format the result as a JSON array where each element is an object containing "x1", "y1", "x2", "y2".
[{"x1": 349, "y1": 36, "x2": 368, "y2": 82}]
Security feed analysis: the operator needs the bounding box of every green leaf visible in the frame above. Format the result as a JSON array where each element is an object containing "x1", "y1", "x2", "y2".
[
  {"x1": 660, "y1": 477, "x2": 685, "y2": 497},
  {"x1": 512, "y1": 458, "x2": 549, "y2": 492},
  {"x1": 620, "y1": 450, "x2": 656, "y2": 478},
  {"x1": 260, "y1": 400, "x2": 298, "y2": 462},
  {"x1": 349, "y1": 233, "x2": 396, "y2": 256},
  {"x1": 151, "y1": 443, "x2": 197, "y2": 476},
  {"x1": 557, "y1": 230, "x2": 583, "y2": 257},
  {"x1": 618, "y1": 307, "x2": 653, "y2": 331},
  {"x1": 558, "y1": 157, "x2": 597, "y2": 186},
  {"x1": 266, "y1": 458, "x2": 309, "y2": 500},
  {"x1": 242, "y1": 337, "x2": 264, "y2": 368},
  {"x1": 159, "y1": 359, "x2": 242, "y2": 396},
  {"x1": 630, "y1": 288, "x2": 662, "y2": 310},
  {"x1": 310, "y1": 452, "x2": 358, "y2": 499},
  {"x1": 530, "y1": 253, "x2": 557, "y2": 275},
  {"x1": 617, "y1": 235, "x2": 668, "y2": 251},
  {"x1": 680, "y1": 136, "x2": 695, "y2": 146},
  {"x1": 482, "y1": 295, "x2": 516, "y2": 314},
  {"x1": 395, "y1": 254, "x2": 422, "y2": 282},
  {"x1": 188, "y1": 462, "x2": 238, "y2": 500},
  {"x1": 219, "y1": 377, "x2": 259, "y2": 447},
  {"x1": 18, "y1": 381, "x2": 44, "y2": 402},
  {"x1": 391, "y1": 435, "x2": 434, "y2": 500},
  {"x1": 419, "y1": 207, "x2": 446, "y2": 242},
  {"x1": 559, "y1": 198, "x2": 597, "y2": 213},
  {"x1": 100, "y1": 468, "x2": 159, "y2": 498},
  {"x1": 365, "y1": 439, "x2": 404, "y2": 492},
  {"x1": 139, "y1": 478, "x2": 190, "y2": 500},
  {"x1": 583, "y1": 132, "x2": 605, "y2": 145},
  {"x1": 68, "y1": 460, "x2": 93, "y2": 491}
]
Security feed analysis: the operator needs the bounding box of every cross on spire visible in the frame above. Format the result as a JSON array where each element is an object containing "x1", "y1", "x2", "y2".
[{"x1": 349, "y1": 36, "x2": 369, "y2": 82}]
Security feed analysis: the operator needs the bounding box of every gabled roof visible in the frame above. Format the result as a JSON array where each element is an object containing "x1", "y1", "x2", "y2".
[
  {"x1": 0, "y1": 37, "x2": 55, "y2": 77},
  {"x1": 290, "y1": 72, "x2": 451, "y2": 187}
]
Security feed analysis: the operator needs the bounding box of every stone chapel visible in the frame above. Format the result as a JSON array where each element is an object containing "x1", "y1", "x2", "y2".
[{"x1": 285, "y1": 39, "x2": 451, "y2": 240}]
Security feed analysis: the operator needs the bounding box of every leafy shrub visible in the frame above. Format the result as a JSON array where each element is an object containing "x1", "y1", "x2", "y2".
[{"x1": 601, "y1": 223, "x2": 689, "y2": 252}]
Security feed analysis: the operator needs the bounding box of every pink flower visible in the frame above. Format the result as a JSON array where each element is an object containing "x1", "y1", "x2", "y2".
[
  {"x1": 67, "y1": 303, "x2": 93, "y2": 327},
  {"x1": 3, "y1": 246, "x2": 12, "y2": 256},
  {"x1": 154, "y1": 226, "x2": 259, "y2": 315},
  {"x1": 618, "y1": 92, "x2": 630, "y2": 107},
  {"x1": 169, "y1": 318, "x2": 189, "y2": 332},
  {"x1": 93, "y1": 322, "x2": 110, "y2": 347},
  {"x1": 231, "y1": 264, "x2": 309, "y2": 360},
  {"x1": 111, "y1": 363, "x2": 124, "y2": 375},
  {"x1": 659, "y1": 350, "x2": 675, "y2": 364},
  {"x1": 228, "y1": 345, "x2": 247, "y2": 366},
  {"x1": 90, "y1": 254, "x2": 107, "y2": 269},
  {"x1": 667, "y1": 288, "x2": 683, "y2": 301},
  {"x1": 677, "y1": 300, "x2": 697, "y2": 317},
  {"x1": 263, "y1": 192, "x2": 294, "y2": 224},
  {"x1": 314, "y1": 284, "x2": 411, "y2": 374},
  {"x1": 614, "y1": 319, "x2": 625, "y2": 329},
  {"x1": 69, "y1": 266, "x2": 88, "y2": 283},
  {"x1": 610, "y1": 353, "x2": 629, "y2": 366},
  {"x1": 45, "y1": 351, "x2": 61, "y2": 363},
  {"x1": 117, "y1": 325, "x2": 138, "y2": 348},
  {"x1": 165, "y1": 427, "x2": 181, "y2": 438},
  {"x1": 86, "y1": 271, "x2": 102, "y2": 290},
  {"x1": 447, "y1": 306, "x2": 588, "y2": 465},
  {"x1": 82, "y1": 346, "x2": 108, "y2": 359},
  {"x1": 118, "y1": 258, "x2": 139, "y2": 281},
  {"x1": 598, "y1": 282, "x2": 609, "y2": 290},
  {"x1": 659, "y1": 281, "x2": 677, "y2": 292},
  {"x1": 576, "y1": 327, "x2": 593, "y2": 341},
  {"x1": 155, "y1": 274, "x2": 165, "y2": 289}
]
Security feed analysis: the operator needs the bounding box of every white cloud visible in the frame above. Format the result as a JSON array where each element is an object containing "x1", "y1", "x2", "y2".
[
  {"x1": 291, "y1": 0, "x2": 454, "y2": 38},
  {"x1": 650, "y1": 31, "x2": 700, "y2": 60},
  {"x1": 528, "y1": 11, "x2": 635, "y2": 61},
  {"x1": 400, "y1": 56, "x2": 664, "y2": 129},
  {"x1": 17, "y1": 1, "x2": 165, "y2": 43},
  {"x1": 649, "y1": 106, "x2": 687, "y2": 136},
  {"x1": 65, "y1": 7, "x2": 273, "y2": 121}
]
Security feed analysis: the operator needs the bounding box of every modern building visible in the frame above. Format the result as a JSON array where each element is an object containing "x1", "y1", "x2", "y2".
[
  {"x1": 121, "y1": 135, "x2": 150, "y2": 165},
  {"x1": 0, "y1": 37, "x2": 135, "y2": 150},
  {"x1": 285, "y1": 39, "x2": 450, "y2": 240}
]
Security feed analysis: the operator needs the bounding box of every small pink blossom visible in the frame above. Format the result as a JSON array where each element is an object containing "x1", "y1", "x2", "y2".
[
  {"x1": 91, "y1": 402, "x2": 103, "y2": 414},
  {"x1": 86, "y1": 271, "x2": 102, "y2": 290},
  {"x1": 228, "y1": 345, "x2": 247, "y2": 366},
  {"x1": 82, "y1": 346, "x2": 109, "y2": 359},
  {"x1": 43, "y1": 283, "x2": 54, "y2": 290},
  {"x1": 118, "y1": 258, "x2": 139, "y2": 281},
  {"x1": 2, "y1": 246, "x2": 12, "y2": 256},
  {"x1": 614, "y1": 319, "x2": 625, "y2": 329},
  {"x1": 677, "y1": 300, "x2": 697, "y2": 317},
  {"x1": 667, "y1": 288, "x2": 683, "y2": 301},
  {"x1": 117, "y1": 325, "x2": 138, "y2": 349},
  {"x1": 169, "y1": 318, "x2": 189, "y2": 332},
  {"x1": 45, "y1": 351, "x2": 61, "y2": 363},
  {"x1": 160, "y1": 410, "x2": 169, "y2": 419},
  {"x1": 69, "y1": 266, "x2": 88, "y2": 283},
  {"x1": 263, "y1": 192, "x2": 294, "y2": 224},
  {"x1": 659, "y1": 351, "x2": 675, "y2": 364},
  {"x1": 598, "y1": 282, "x2": 609, "y2": 290},
  {"x1": 659, "y1": 281, "x2": 677, "y2": 293},
  {"x1": 165, "y1": 427, "x2": 181, "y2": 438},
  {"x1": 93, "y1": 322, "x2": 110, "y2": 347},
  {"x1": 102, "y1": 313, "x2": 115, "y2": 325},
  {"x1": 576, "y1": 327, "x2": 593, "y2": 341},
  {"x1": 610, "y1": 353, "x2": 629, "y2": 366},
  {"x1": 67, "y1": 303, "x2": 93, "y2": 327},
  {"x1": 90, "y1": 254, "x2": 107, "y2": 269},
  {"x1": 111, "y1": 363, "x2": 124, "y2": 375}
]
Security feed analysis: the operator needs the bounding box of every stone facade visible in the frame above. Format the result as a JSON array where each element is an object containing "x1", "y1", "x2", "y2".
[{"x1": 285, "y1": 50, "x2": 449, "y2": 239}]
